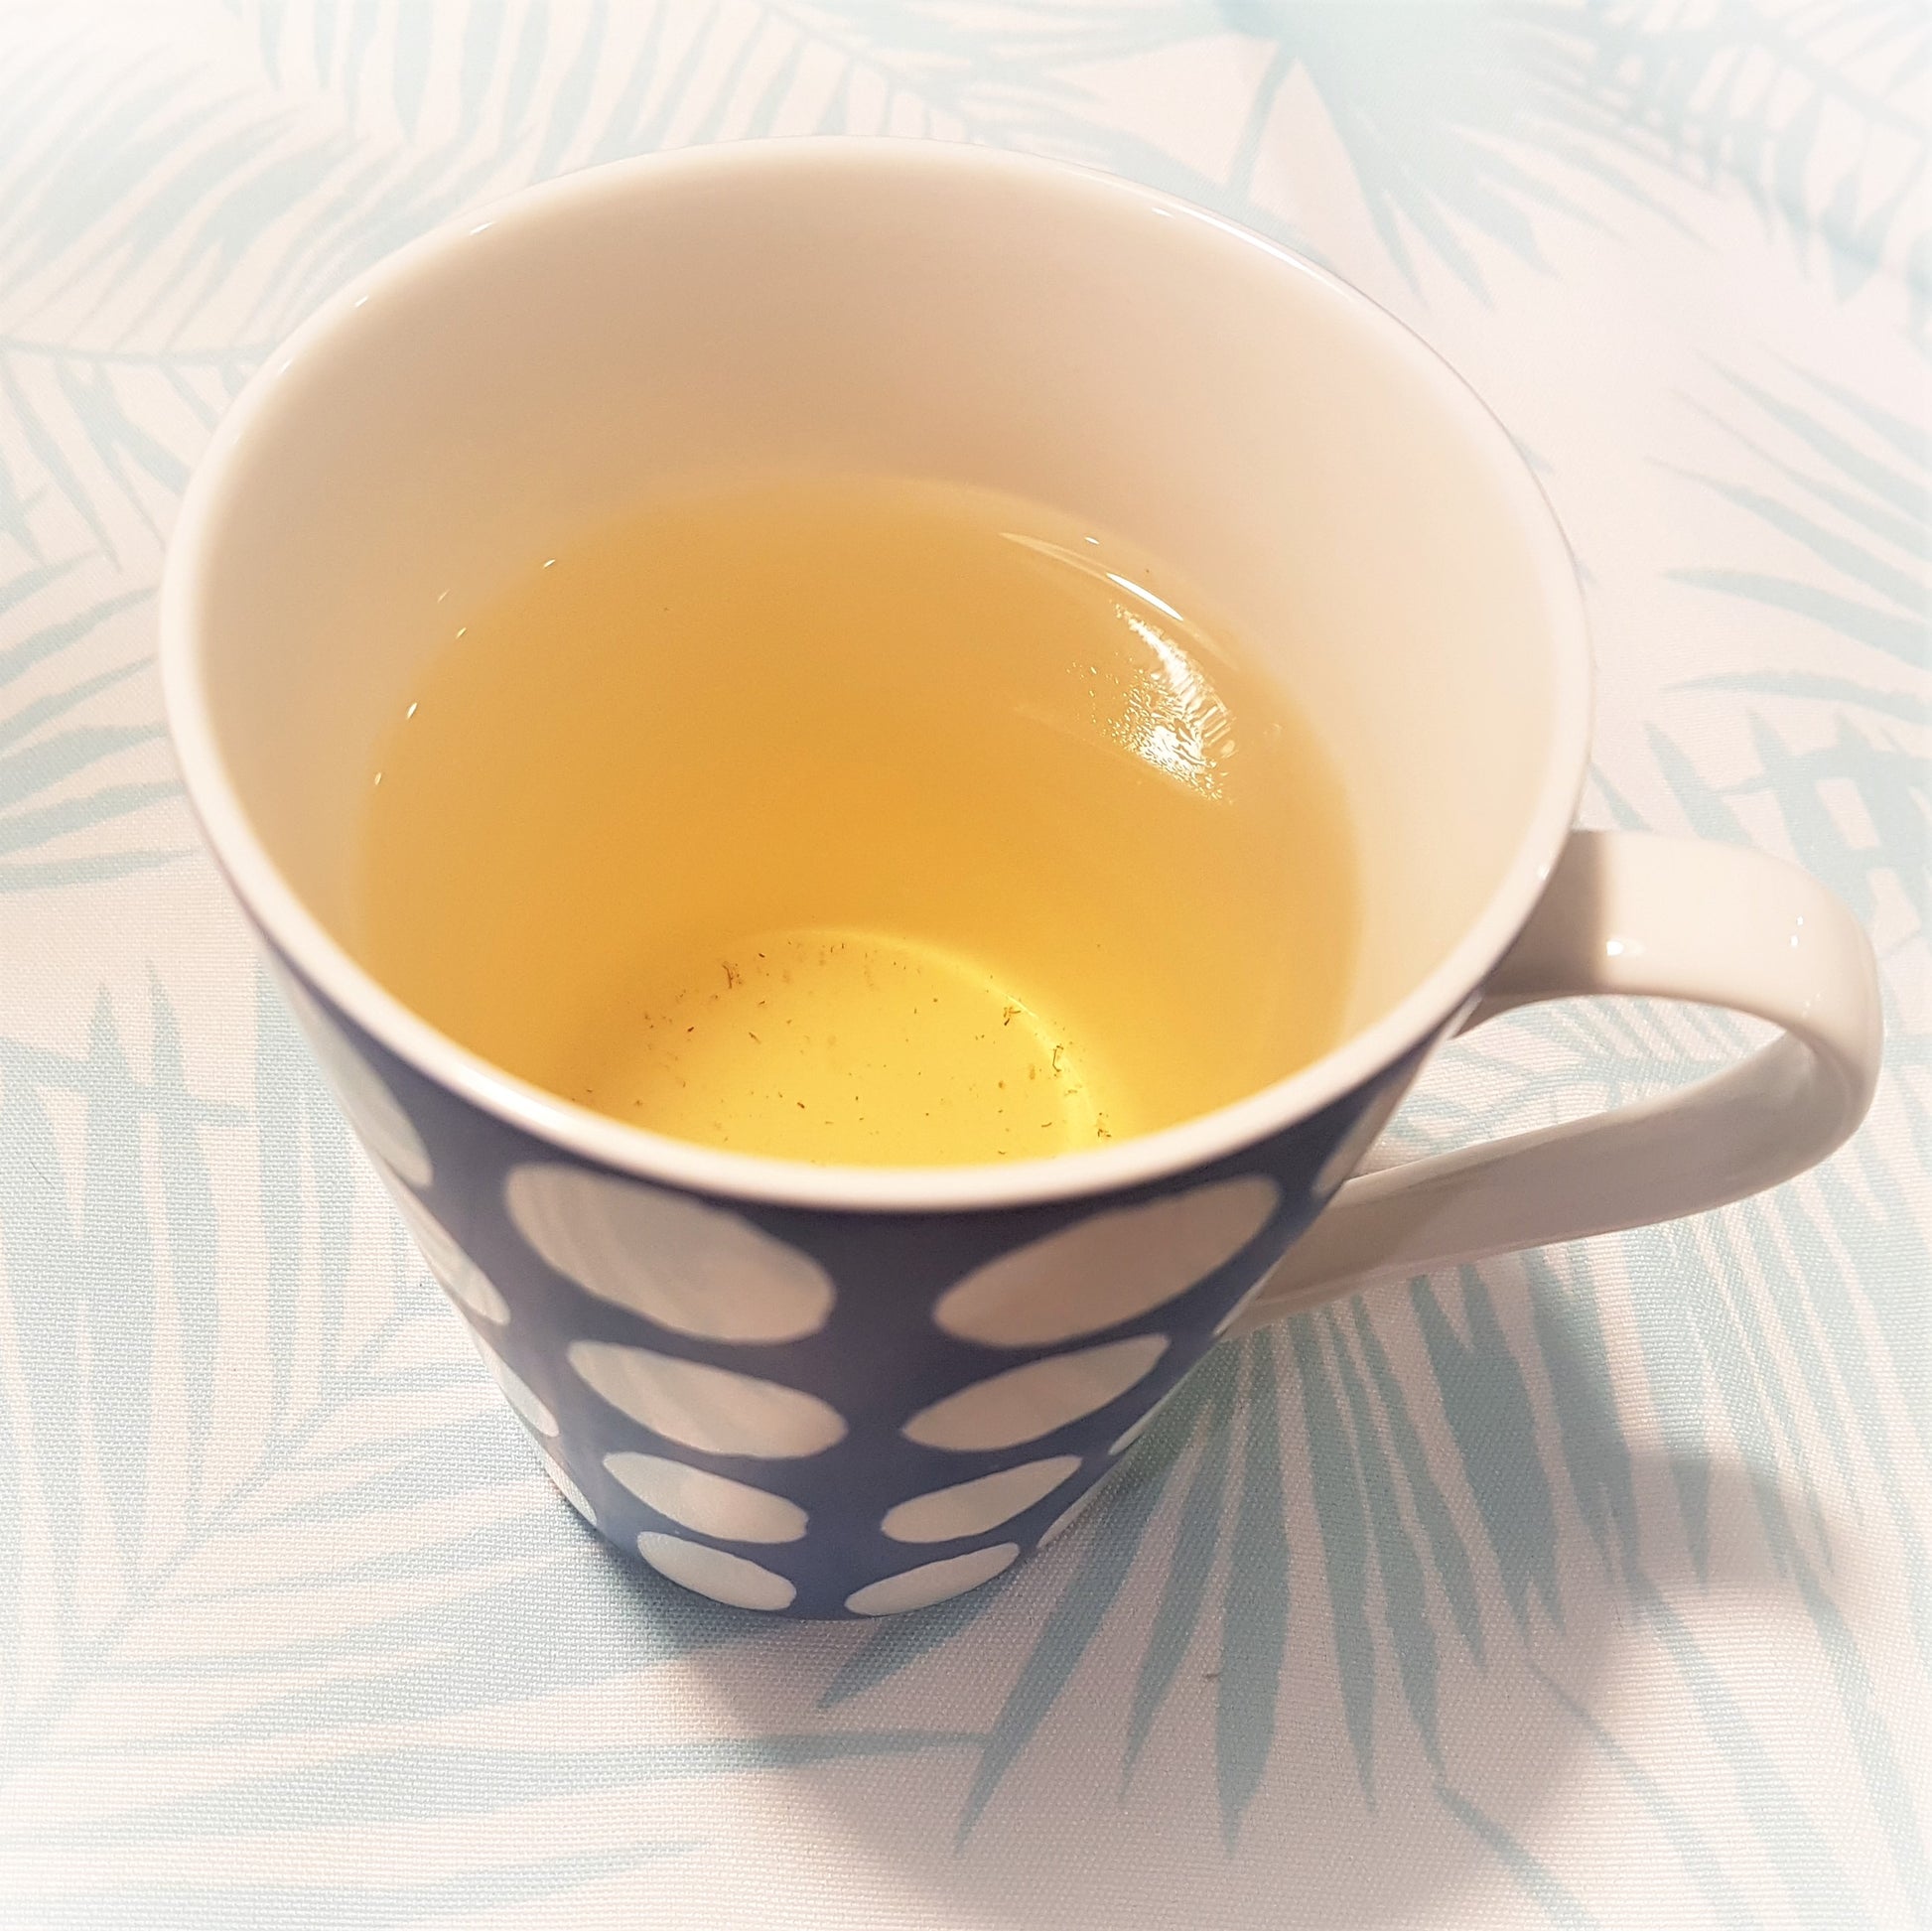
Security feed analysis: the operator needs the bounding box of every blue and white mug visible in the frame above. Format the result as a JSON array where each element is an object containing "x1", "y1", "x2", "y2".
[{"x1": 161, "y1": 143, "x2": 1880, "y2": 1619}]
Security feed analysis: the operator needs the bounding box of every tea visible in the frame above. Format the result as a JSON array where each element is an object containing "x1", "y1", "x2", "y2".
[{"x1": 357, "y1": 477, "x2": 1358, "y2": 1164}]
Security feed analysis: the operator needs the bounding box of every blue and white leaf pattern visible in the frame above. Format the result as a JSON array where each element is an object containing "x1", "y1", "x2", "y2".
[{"x1": 0, "y1": 1, "x2": 1925, "y2": 1921}]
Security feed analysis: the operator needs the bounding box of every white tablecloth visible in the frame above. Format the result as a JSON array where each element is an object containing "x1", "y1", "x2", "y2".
[{"x1": 0, "y1": 4, "x2": 1925, "y2": 1924}]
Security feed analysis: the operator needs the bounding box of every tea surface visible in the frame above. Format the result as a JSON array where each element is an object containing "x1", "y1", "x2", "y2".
[{"x1": 358, "y1": 477, "x2": 1358, "y2": 1164}]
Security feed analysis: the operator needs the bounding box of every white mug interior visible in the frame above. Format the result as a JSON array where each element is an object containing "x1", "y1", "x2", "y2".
[{"x1": 163, "y1": 140, "x2": 1589, "y2": 1209}]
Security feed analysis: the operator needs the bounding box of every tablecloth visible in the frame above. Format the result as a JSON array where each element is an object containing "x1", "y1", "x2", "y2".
[{"x1": 0, "y1": 3, "x2": 1925, "y2": 1924}]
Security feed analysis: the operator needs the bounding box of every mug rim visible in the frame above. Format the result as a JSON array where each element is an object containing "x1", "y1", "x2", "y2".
[{"x1": 159, "y1": 137, "x2": 1591, "y2": 1214}]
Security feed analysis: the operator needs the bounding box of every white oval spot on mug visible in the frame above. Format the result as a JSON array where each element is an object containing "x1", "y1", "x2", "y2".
[
  {"x1": 881, "y1": 1455, "x2": 1079, "y2": 1544},
  {"x1": 606, "y1": 1452, "x2": 807, "y2": 1544},
  {"x1": 845, "y1": 1543, "x2": 1020, "y2": 1616},
  {"x1": 636, "y1": 1532, "x2": 795, "y2": 1611},
  {"x1": 933, "y1": 1176, "x2": 1278, "y2": 1348},
  {"x1": 507, "y1": 1164, "x2": 833, "y2": 1342},
  {"x1": 902, "y1": 1335, "x2": 1169, "y2": 1452},
  {"x1": 569, "y1": 1342, "x2": 845, "y2": 1458}
]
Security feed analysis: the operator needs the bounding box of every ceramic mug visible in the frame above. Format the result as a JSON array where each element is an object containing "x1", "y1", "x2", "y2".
[{"x1": 160, "y1": 141, "x2": 1881, "y2": 1619}]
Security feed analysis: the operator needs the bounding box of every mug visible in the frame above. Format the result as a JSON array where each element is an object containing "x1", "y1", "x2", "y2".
[{"x1": 159, "y1": 141, "x2": 1881, "y2": 1619}]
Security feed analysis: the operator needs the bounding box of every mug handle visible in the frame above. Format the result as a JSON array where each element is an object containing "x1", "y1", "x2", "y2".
[{"x1": 1227, "y1": 830, "x2": 1883, "y2": 1334}]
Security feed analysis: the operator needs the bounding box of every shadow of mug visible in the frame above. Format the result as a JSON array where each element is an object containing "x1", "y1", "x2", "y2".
[{"x1": 513, "y1": 1241, "x2": 1855, "y2": 1929}]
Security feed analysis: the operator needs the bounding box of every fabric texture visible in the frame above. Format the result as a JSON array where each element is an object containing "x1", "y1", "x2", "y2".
[{"x1": 0, "y1": 3, "x2": 1925, "y2": 1924}]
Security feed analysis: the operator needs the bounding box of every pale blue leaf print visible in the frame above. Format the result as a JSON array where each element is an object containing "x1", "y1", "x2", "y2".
[
  {"x1": 767, "y1": 16, "x2": 851, "y2": 140},
  {"x1": 1351, "y1": 1299, "x2": 1486, "y2": 1668},
  {"x1": 458, "y1": 0, "x2": 511, "y2": 136},
  {"x1": 1216, "y1": 1, "x2": 1592, "y2": 294},
  {"x1": 0, "y1": 1035, "x2": 86, "y2": 1624},
  {"x1": 1671, "y1": 572, "x2": 1926, "y2": 661},
  {"x1": 1831, "y1": 1138, "x2": 1932, "y2": 1466},
  {"x1": 271, "y1": 149, "x2": 511, "y2": 323},
  {"x1": 0, "y1": 36, "x2": 85, "y2": 190},
  {"x1": 742, "y1": 31, "x2": 812, "y2": 142},
  {"x1": 0, "y1": 1370, "x2": 13, "y2": 1725},
  {"x1": 1286, "y1": 1312, "x2": 1373, "y2": 1801},
  {"x1": 1808, "y1": 1153, "x2": 1932, "y2": 1620},
  {"x1": 1519, "y1": 1249, "x2": 1639, "y2": 1582},
  {"x1": 0, "y1": 22, "x2": 476, "y2": 543},
  {"x1": 11, "y1": 1840, "x2": 699, "y2": 1931},
  {"x1": 1532, "y1": 1665, "x2": 1756, "y2": 1931},
  {"x1": 57, "y1": 1731, "x2": 970, "y2": 1845},
  {"x1": 0, "y1": 0, "x2": 1542, "y2": 564},
  {"x1": 1805, "y1": 360, "x2": 1930, "y2": 465},
  {"x1": 0, "y1": 996, "x2": 246, "y2": 1745},
  {"x1": 1637, "y1": 1579, "x2": 1876, "y2": 1928},
  {"x1": 391, "y1": 0, "x2": 434, "y2": 133},
  {"x1": 312, "y1": 0, "x2": 344, "y2": 87},
  {"x1": 929, "y1": 0, "x2": 1697, "y2": 298},
  {"x1": 1666, "y1": 1217, "x2": 1802, "y2": 1577},
  {"x1": 532, "y1": 0, "x2": 604, "y2": 175},
  {"x1": 683, "y1": 12, "x2": 772, "y2": 152},
  {"x1": 253, "y1": 969, "x2": 307, "y2": 1437},
  {"x1": 299, "y1": 1022, "x2": 357, "y2": 1394},
  {"x1": 94, "y1": 1471, "x2": 724, "y2": 1743},
  {"x1": 0, "y1": 65, "x2": 211, "y2": 288},
  {"x1": 121, "y1": 145, "x2": 352, "y2": 343},
  {"x1": 0, "y1": 655, "x2": 144, "y2": 752},
  {"x1": 727, "y1": 1, "x2": 1310, "y2": 251},
  {"x1": 1672, "y1": 364, "x2": 1930, "y2": 673},
  {"x1": 0, "y1": 571, "x2": 179, "y2": 890},
  {"x1": 1436, "y1": 1781, "x2": 1604, "y2": 1930},
  {"x1": 0, "y1": 778, "x2": 176, "y2": 863},
  {"x1": 1621, "y1": 1223, "x2": 1715, "y2": 1584},
  {"x1": 1736, "y1": 1192, "x2": 1864, "y2": 1527},
  {"x1": 1324, "y1": 1308, "x2": 1440, "y2": 1772},
  {"x1": 501, "y1": 0, "x2": 552, "y2": 140},
  {"x1": 1570, "y1": 0, "x2": 1929, "y2": 304},
  {"x1": 1410, "y1": 1269, "x2": 1563, "y2": 1636},
  {"x1": 860, "y1": 0, "x2": 1210, "y2": 70},
  {"x1": 1690, "y1": 476, "x2": 1923, "y2": 613},
  {"x1": 818, "y1": 1568, "x2": 1020, "y2": 1710},
  {"x1": 1776, "y1": 1173, "x2": 1932, "y2": 1682},
  {"x1": 77, "y1": 987, "x2": 154, "y2": 1576},
  {"x1": 1784, "y1": 1538, "x2": 1932, "y2": 1919},
  {"x1": 1707, "y1": 368, "x2": 1928, "y2": 543},
  {"x1": 582, "y1": 4, "x2": 672, "y2": 168},
  {"x1": 1678, "y1": 670, "x2": 1927, "y2": 727},
  {"x1": 0, "y1": 443, "x2": 37, "y2": 558},
  {"x1": 1702, "y1": 1210, "x2": 1835, "y2": 1559},
  {"x1": 1737, "y1": 715, "x2": 1928, "y2": 930},
  {"x1": 6, "y1": 320, "x2": 183, "y2": 560},
  {"x1": 1120, "y1": 1349, "x2": 1235, "y2": 1795},
  {"x1": 0, "y1": 721, "x2": 162, "y2": 813},
  {"x1": 50, "y1": 356, "x2": 187, "y2": 534},
  {"x1": 32, "y1": 113, "x2": 294, "y2": 326},
  {"x1": 0, "y1": 849, "x2": 189, "y2": 893},
  {"x1": 1646, "y1": 720, "x2": 1748, "y2": 845},
  {"x1": 662, "y1": 6, "x2": 760, "y2": 154},
  {"x1": 954, "y1": 1359, "x2": 1215, "y2": 1843},
  {"x1": 1585, "y1": 759, "x2": 1651, "y2": 831},
  {"x1": 1215, "y1": 1331, "x2": 1289, "y2": 1845},
  {"x1": 232, "y1": 0, "x2": 1101, "y2": 337}
]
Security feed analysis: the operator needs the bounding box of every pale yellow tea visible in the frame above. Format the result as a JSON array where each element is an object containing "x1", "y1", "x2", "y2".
[{"x1": 357, "y1": 478, "x2": 1358, "y2": 1164}]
